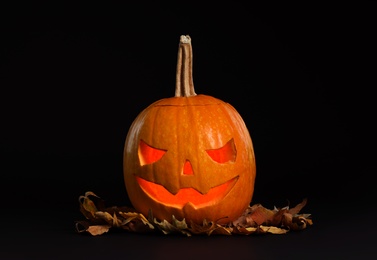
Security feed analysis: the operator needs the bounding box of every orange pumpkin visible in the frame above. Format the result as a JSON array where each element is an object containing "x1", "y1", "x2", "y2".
[{"x1": 123, "y1": 35, "x2": 256, "y2": 225}]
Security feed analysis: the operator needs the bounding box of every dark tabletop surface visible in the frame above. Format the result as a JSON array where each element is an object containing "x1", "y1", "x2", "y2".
[{"x1": 1, "y1": 2, "x2": 376, "y2": 259}]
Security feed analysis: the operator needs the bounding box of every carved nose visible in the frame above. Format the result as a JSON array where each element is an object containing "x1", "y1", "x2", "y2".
[{"x1": 183, "y1": 160, "x2": 194, "y2": 175}]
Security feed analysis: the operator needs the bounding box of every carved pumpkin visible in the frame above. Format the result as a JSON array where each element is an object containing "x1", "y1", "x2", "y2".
[{"x1": 123, "y1": 35, "x2": 256, "y2": 225}]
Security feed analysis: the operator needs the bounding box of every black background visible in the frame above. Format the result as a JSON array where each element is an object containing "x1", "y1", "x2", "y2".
[{"x1": 1, "y1": 2, "x2": 376, "y2": 259}]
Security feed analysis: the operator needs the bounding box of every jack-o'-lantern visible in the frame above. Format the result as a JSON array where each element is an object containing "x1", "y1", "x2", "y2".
[{"x1": 123, "y1": 35, "x2": 256, "y2": 225}]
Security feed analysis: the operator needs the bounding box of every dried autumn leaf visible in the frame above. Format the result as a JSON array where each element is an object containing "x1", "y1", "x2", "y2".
[
  {"x1": 232, "y1": 224, "x2": 288, "y2": 235},
  {"x1": 284, "y1": 215, "x2": 311, "y2": 231},
  {"x1": 233, "y1": 226, "x2": 258, "y2": 235},
  {"x1": 288, "y1": 198, "x2": 308, "y2": 215},
  {"x1": 104, "y1": 206, "x2": 135, "y2": 216},
  {"x1": 118, "y1": 211, "x2": 154, "y2": 229},
  {"x1": 209, "y1": 226, "x2": 233, "y2": 236},
  {"x1": 235, "y1": 225, "x2": 271, "y2": 235},
  {"x1": 151, "y1": 214, "x2": 191, "y2": 236},
  {"x1": 172, "y1": 215, "x2": 189, "y2": 230},
  {"x1": 270, "y1": 208, "x2": 289, "y2": 227},
  {"x1": 95, "y1": 211, "x2": 124, "y2": 228},
  {"x1": 232, "y1": 204, "x2": 260, "y2": 227},
  {"x1": 125, "y1": 219, "x2": 155, "y2": 233},
  {"x1": 189, "y1": 219, "x2": 217, "y2": 235},
  {"x1": 260, "y1": 225, "x2": 289, "y2": 234},
  {"x1": 79, "y1": 195, "x2": 98, "y2": 220},
  {"x1": 75, "y1": 221, "x2": 111, "y2": 236},
  {"x1": 250, "y1": 205, "x2": 275, "y2": 226},
  {"x1": 75, "y1": 221, "x2": 90, "y2": 234},
  {"x1": 189, "y1": 219, "x2": 232, "y2": 236},
  {"x1": 86, "y1": 225, "x2": 111, "y2": 236},
  {"x1": 161, "y1": 220, "x2": 189, "y2": 235},
  {"x1": 94, "y1": 211, "x2": 114, "y2": 225},
  {"x1": 75, "y1": 192, "x2": 313, "y2": 236}
]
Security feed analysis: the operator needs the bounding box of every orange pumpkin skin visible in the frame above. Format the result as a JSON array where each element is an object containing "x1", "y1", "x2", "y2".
[
  {"x1": 123, "y1": 35, "x2": 256, "y2": 224},
  {"x1": 123, "y1": 94, "x2": 256, "y2": 224}
]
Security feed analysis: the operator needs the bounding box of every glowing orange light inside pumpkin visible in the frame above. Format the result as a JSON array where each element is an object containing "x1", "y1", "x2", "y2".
[
  {"x1": 138, "y1": 140, "x2": 166, "y2": 165},
  {"x1": 136, "y1": 176, "x2": 238, "y2": 207},
  {"x1": 183, "y1": 160, "x2": 193, "y2": 175},
  {"x1": 206, "y1": 138, "x2": 236, "y2": 163}
]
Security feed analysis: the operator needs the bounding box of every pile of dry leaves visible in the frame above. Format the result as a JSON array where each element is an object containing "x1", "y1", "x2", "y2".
[{"x1": 75, "y1": 191, "x2": 313, "y2": 236}]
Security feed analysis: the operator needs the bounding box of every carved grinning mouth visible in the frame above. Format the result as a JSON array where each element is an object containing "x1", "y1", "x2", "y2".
[{"x1": 135, "y1": 176, "x2": 239, "y2": 208}]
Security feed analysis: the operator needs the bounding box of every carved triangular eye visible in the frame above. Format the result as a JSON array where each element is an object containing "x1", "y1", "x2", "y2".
[
  {"x1": 206, "y1": 138, "x2": 236, "y2": 163},
  {"x1": 138, "y1": 140, "x2": 166, "y2": 166}
]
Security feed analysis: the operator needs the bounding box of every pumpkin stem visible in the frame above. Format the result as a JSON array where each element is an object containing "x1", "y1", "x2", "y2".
[{"x1": 175, "y1": 35, "x2": 197, "y2": 97}]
